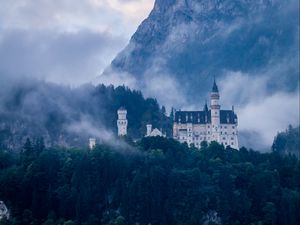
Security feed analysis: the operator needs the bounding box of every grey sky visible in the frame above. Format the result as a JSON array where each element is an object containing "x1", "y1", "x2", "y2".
[{"x1": 0, "y1": 0, "x2": 154, "y2": 84}]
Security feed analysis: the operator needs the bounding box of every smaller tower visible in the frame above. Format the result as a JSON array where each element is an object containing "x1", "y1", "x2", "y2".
[
  {"x1": 146, "y1": 124, "x2": 152, "y2": 136},
  {"x1": 117, "y1": 107, "x2": 128, "y2": 136},
  {"x1": 89, "y1": 138, "x2": 96, "y2": 150}
]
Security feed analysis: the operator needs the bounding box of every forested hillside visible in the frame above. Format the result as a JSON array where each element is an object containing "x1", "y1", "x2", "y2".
[
  {"x1": 0, "y1": 137, "x2": 299, "y2": 225},
  {"x1": 272, "y1": 125, "x2": 300, "y2": 158},
  {"x1": 0, "y1": 80, "x2": 171, "y2": 150}
]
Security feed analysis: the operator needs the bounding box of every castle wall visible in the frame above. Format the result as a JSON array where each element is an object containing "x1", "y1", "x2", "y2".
[{"x1": 173, "y1": 122, "x2": 239, "y2": 149}]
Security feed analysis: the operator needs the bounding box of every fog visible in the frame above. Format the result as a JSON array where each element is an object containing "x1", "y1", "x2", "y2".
[{"x1": 0, "y1": 0, "x2": 299, "y2": 150}]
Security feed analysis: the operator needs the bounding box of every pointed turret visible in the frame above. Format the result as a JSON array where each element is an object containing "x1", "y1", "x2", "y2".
[
  {"x1": 212, "y1": 77, "x2": 219, "y2": 93},
  {"x1": 210, "y1": 78, "x2": 220, "y2": 111}
]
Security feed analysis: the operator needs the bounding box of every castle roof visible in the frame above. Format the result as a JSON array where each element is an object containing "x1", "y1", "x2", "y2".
[
  {"x1": 212, "y1": 79, "x2": 219, "y2": 92},
  {"x1": 174, "y1": 110, "x2": 237, "y2": 124}
]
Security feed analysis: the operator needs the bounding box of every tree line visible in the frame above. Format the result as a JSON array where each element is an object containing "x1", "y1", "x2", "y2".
[{"x1": 0, "y1": 137, "x2": 299, "y2": 225}]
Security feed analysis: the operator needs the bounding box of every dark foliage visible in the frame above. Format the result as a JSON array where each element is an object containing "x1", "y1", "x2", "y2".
[
  {"x1": 0, "y1": 137, "x2": 299, "y2": 225},
  {"x1": 272, "y1": 125, "x2": 300, "y2": 158},
  {"x1": 0, "y1": 81, "x2": 172, "y2": 149}
]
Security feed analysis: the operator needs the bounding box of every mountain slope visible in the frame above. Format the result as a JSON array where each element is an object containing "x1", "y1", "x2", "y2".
[{"x1": 104, "y1": 0, "x2": 299, "y2": 104}]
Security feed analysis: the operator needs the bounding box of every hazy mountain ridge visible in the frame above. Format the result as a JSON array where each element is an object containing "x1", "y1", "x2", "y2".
[{"x1": 107, "y1": 0, "x2": 298, "y2": 102}]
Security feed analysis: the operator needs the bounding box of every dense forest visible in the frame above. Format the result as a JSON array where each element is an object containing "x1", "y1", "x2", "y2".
[
  {"x1": 0, "y1": 137, "x2": 299, "y2": 225},
  {"x1": 272, "y1": 125, "x2": 300, "y2": 158},
  {"x1": 0, "y1": 80, "x2": 172, "y2": 149}
]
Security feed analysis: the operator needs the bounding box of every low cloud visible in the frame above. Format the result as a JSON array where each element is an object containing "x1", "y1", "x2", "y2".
[
  {"x1": 0, "y1": 0, "x2": 154, "y2": 34},
  {"x1": 0, "y1": 29, "x2": 125, "y2": 85},
  {"x1": 219, "y1": 71, "x2": 299, "y2": 149},
  {"x1": 65, "y1": 114, "x2": 140, "y2": 153},
  {"x1": 0, "y1": 0, "x2": 154, "y2": 85},
  {"x1": 98, "y1": 68, "x2": 138, "y2": 88},
  {"x1": 99, "y1": 62, "x2": 188, "y2": 109},
  {"x1": 238, "y1": 92, "x2": 299, "y2": 146},
  {"x1": 142, "y1": 73, "x2": 187, "y2": 107},
  {"x1": 66, "y1": 115, "x2": 115, "y2": 143}
]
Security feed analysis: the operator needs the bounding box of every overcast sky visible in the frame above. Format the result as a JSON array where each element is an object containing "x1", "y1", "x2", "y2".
[{"x1": 0, "y1": 0, "x2": 154, "y2": 84}]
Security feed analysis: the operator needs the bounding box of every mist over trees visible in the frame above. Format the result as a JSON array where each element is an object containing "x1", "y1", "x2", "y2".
[
  {"x1": 0, "y1": 80, "x2": 299, "y2": 224},
  {"x1": 0, "y1": 137, "x2": 299, "y2": 225},
  {"x1": 0, "y1": 80, "x2": 172, "y2": 150}
]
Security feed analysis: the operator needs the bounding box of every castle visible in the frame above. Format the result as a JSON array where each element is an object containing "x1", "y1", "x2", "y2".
[
  {"x1": 173, "y1": 80, "x2": 239, "y2": 149},
  {"x1": 90, "y1": 80, "x2": 239, "y2": 149}
]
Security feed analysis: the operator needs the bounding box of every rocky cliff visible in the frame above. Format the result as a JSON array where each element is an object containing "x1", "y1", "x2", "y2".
[{"x1": 104, "y1": 0, "x2": 299, "y2": 105}]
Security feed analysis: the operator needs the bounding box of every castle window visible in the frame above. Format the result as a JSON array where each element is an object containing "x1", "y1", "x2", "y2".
[
  {"x1": 231, "y1": 137, "x2": 234, "y2": 140},
  {"x1": 233, "y1": 132, "x2": 235, "y2": 135},
  {"x1": 232, "y1": 126, "x2": 235, "y2": 129},
  {"x1": 208, "y1": 125, "x2": 210, "y2": 128},
  {"x1": 231, "y1": 142, "x2": 234, "y2": 145},
  {"x1": 224, "y1": 126, "x2": 227, "y2": 129},
  {"x1": 223, "y1": 137, "x2": 226, "y2": 140},
  {"x1": 220, "y1": 132, "x2": 222, "y2": 134},
  {"x1": 208, "y1": 131, "x2": 210, "y2": 134},
  {"x1": 225, "y1": 132, "x2": 227, "y2": 135}
]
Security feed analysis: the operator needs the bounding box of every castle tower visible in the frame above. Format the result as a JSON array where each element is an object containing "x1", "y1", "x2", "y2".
[
  {"x1": 117, "y1": 107, "x2": 128, "y2": 136},
  {"x1": 210, "y1": 79, "x2": 220, "y2": 142},
  {"x1": 146, "y1": 124, "x2": 152, "y2": 136},
  {"x1": 89, "y1": 138, "x2": 96, "y2": 150}
]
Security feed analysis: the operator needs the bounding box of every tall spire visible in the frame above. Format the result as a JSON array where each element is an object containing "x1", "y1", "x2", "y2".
[{"x1": 212, "y1": 77, "x2": 219, "y2": 92}]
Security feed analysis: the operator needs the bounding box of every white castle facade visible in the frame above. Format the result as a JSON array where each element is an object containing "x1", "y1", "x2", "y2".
[
  {"x1": 146, "y1": 124, "x2": 166, "y2": 137},
  {"x1": 173, "y1": 80, "x2": 239, "y2": 149},
  {"x1": 117, "y1": 107, "x2": 128, "y2": 136}
]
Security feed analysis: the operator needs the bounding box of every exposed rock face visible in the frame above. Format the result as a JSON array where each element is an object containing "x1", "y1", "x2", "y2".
[{"x1": 105, "y1": 0, "x2": 299, "y2": 104}]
